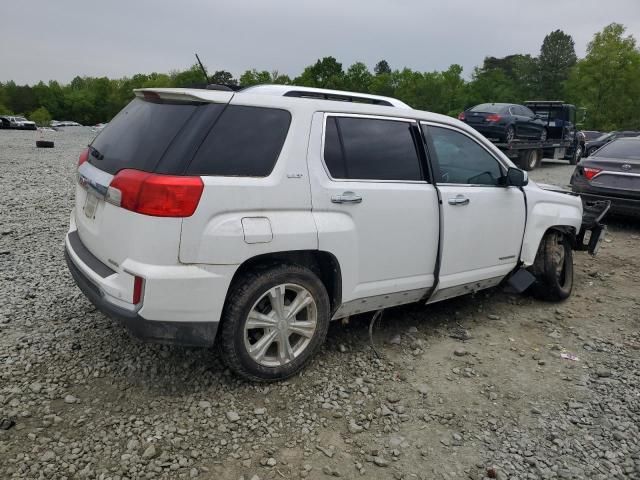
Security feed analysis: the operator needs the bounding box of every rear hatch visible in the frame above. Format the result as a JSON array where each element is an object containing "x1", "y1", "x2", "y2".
[{"x1": 74, "y1": 89, "x2": 233, "y2": 270}]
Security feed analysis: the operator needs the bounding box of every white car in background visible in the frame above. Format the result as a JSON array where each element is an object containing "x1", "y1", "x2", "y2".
[
  {"x1": 0, "y1": 115, "x2": 37, "y2": 130},
  {"x1": 64, "y1": 85, "x2": 607, "y2": 381}
]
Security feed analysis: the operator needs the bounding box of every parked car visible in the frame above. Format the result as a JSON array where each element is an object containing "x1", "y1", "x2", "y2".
[
  {"x1": 65, "y1": 85, "x2": 606, "y2": 381},
  {"x1": 0, "y1": 115, "x2": 37, "y2": 130},
  {"x1": 581, "y1": 130, "x2": 602, "y2": 142},
  {"x1": 51, "y1": 120, "x2": 83, "y2": 127},
  {"x1": 585, "y1": 131, "x2": 640, "y2": 156},
  {"x1": 571, "y1": 137, "x2": 640, "y2": 217},
  {"x1": 458, "y1": 103, "x2": 547, "y2": 143}
]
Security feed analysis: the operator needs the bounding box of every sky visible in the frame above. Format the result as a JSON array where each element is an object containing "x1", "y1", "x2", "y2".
[{"x1": 2, "y1": 0, "x2": 640, "y2": 85}]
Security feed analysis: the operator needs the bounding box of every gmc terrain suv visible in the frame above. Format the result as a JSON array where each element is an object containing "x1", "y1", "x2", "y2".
[{"x1": 65, "y1": 85, "x2": 606, "y2": 381}]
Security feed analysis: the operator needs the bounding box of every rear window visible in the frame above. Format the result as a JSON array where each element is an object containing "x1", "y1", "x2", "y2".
[
  {"x1": 470, "y1": 104, "x2": 506, "y2": 114},
  {"x1": 90, "y1": 99, "x2": 291, "y2": 177},
  {"x1": 90, "y1": 98, "x2": 208, "y2": 175},
  {"x1": 186, "y1": 105, "x2": 291, "y2": 177},
  {"x1": 594, "y1": 139, "x2": 640, "y2": 159}
]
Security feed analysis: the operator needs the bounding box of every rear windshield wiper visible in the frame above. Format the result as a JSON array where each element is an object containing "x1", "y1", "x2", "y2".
[{"x1": 88, "y1": 145, "x2": 104, "y2": 160}]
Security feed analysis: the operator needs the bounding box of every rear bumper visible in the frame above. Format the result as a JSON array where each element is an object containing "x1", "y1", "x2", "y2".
[{"x1": 64, "y1": 226, "x2": 235, "y2": 347}]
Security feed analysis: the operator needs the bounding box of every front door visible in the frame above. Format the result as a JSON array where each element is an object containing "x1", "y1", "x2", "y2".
[
  {"x1": 422, "y1": 123, "x2": 526, "y2": 302},
  {"x1": 307, "y1": 113, "x2": 440, "y2": 311}
]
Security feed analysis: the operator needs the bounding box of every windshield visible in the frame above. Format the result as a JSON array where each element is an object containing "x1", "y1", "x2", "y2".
[
  {"x1": 594, "y1": 139, "x2": 640, "y2": 159},
  {"x1": 470, "y1": 103, "x2": 506, "y2": 114},
  {"x1": 15, "y1": 117, "x2": 28, "y2": 122},
  {"x1": 594, "y1": 132, "x2": 614, "y2": 142}
]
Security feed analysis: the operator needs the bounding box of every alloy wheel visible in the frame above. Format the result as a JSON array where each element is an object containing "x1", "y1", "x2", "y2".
[{"x1": 244, "y1": 284, "x2": 318, "y2": 367}]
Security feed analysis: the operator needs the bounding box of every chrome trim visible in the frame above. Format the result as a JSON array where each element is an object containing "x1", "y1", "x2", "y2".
[
  {"x1": 77, "y1": 162, "x2": 114, "y2": 200},
  {"x1": 592, "y1": 171, "x2": 640, "y2": 179}
]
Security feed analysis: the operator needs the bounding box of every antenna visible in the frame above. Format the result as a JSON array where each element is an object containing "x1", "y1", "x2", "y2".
[{"x1": 194, "y1": 53, "x2": 210, "y2": 84}]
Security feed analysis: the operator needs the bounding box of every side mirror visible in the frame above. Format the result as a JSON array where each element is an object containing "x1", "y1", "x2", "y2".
[{"x1": 506, "y1": 167, "x2": 528, "y2": 187}]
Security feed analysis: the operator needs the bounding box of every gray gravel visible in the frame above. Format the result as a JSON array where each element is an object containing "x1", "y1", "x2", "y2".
[{"x1": 1, "y1": 129, "x2": 639, "y2": 479}]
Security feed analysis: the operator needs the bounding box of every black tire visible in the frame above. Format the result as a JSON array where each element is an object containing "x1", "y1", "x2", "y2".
[
  {"x1": 570, "y1": 144, "x2": 582, "y2": 165},
  {"x1": 36, "y1": 140, "x2": 54, "y2": 148},
  {"x1": 520, "y1": 149, "x2": 539, "y2": 171},
  {"x1": 505, "y1": 125, "x2": 515, "y2": 144},
  {"x1": 529, "y1": 231, "x2": 573, "y2": 301},
  {"x1": 219, "y1": 264, "x2": 330, "y2": 382},
  {"x1": 540, "y1": 128, "x2": 548, "y2": 142}
]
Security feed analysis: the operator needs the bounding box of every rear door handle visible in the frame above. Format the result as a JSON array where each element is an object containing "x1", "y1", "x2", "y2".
[
  {"x1": 331, "y1": 191, "x2": 363, "y2": 204},
  {"x1": 448, "y1": 195, "x2": 470, "y2": 206}
]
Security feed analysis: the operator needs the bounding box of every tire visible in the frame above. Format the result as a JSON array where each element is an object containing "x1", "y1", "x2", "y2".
[
  {"x1": 520, "y1": 149, "x2": 539, "y2": 171},
  {"x1": 529, "y1": 231, "x2": 573, "y2": 301},
  {"x1": 570, "y1": 144, "x2": 582, "y2": 165},
  {"x1": 540, "y1": 128, "x2": 548, "y2": 142},
  {"x1": 36, "y1": 140, "x2": 54, "y2": 148},
  {"x1": 219, "y1": 264, "x2": 330, "y2": 382},
  {"x1": 505, "y1": 125, "x2": 515, "y2": 143}
]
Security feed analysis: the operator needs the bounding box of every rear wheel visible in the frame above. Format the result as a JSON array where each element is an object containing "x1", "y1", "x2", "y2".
[
  {"x1": 540, "y1": 128, "x2": 548, "y2": 142},
  {"x1": 570, "y1": 144, "x2": 583, "y2": 165},
  {"x1": 529, "y1": 231, "x2": 574, "y2": 301},
  {"x1": 519, "y1": 149, "x2": 540, "y2": 171},
  {"x1": 505, "y1": 125, "x2": 515, "y2": 143},
  {"x1": 219, "y1": 264, "x2": 330, "y2": 381}
]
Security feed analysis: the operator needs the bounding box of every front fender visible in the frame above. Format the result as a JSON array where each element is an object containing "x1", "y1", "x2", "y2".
[{"x1": 521, "y1": 185, "x2": 583, "y2": 266}]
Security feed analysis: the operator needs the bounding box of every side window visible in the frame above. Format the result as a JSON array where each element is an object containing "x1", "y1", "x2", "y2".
[
  {"x1": 187, "y1": 105, "x2": 291, "y2": 177},
  {"x1": 521, "y1": 106, "x2": 535, "y2": 117},
  {"x1": 323, "y1": 116, "x2": 423, "y2": 181},
  {"x1": 426, "y1": 126, "x2": 504, "y2": 186}
]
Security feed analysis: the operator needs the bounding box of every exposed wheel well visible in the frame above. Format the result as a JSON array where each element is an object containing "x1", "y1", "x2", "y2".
[
  {"x1": 228, "y1": 251, "x2": 342, "y2": 315},
  {"x1": 541, "y1": 226, "x2": 578, "y2": 248}
]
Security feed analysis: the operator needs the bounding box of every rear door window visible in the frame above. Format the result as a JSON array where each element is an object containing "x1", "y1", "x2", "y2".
[
  {"x1": 187, "y1": 105, "x2": 291, "y2": 177},
  {"x1": 323, "y1": 116, "x2": 423, "y2": 181}
]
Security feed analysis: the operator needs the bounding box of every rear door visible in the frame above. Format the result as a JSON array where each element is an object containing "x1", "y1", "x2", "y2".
[
  {"x1": 308, "y1": 113, "x2": 440, "y2": 309},
  {"x1": 422, "y1": 123, "x2": 526, "y2": 302}
]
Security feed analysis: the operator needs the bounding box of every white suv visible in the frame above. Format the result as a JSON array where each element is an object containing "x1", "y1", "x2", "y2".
[{"x1": 65, "y1": 85, "x2": 606, "y2": 381}]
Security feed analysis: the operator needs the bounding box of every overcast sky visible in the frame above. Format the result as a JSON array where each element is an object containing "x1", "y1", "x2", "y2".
[{"x1": 2, "y1": 0, "x2": 640, "y2": 85}]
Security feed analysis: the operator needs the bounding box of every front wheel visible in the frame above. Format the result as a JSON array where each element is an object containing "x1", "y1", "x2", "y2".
[
  {"x1": 219, "y1": 264, "x2": 330, "y2": 381},
  {"x1": 529, "y1": 231, "x2": 574, "y2": 301},
  {"x1": 570, "y1": 144, "x2": 583, "y2": 165},
  {"x1": 505, "y1": 125, "x2": 515, "y2": 143},
  {"x1": 540, "y1": 128, "x2": 548, "y2": 142}
]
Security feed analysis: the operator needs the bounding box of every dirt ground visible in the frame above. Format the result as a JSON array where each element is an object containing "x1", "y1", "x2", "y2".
[{"x1": 1, "y1": 129, "x2": 639, "y2": 480}]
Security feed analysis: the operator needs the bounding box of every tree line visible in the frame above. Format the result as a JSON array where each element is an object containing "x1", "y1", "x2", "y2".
[{"x1": 1, "y1": 23, "x2": 639, "y2": 131}]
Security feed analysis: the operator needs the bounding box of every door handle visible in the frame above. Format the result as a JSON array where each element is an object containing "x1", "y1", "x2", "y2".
[
  {"x1": 448, "y1": 195, "x2": 470, "y2": 206},
  {"x1": 331, "y1": 191, "x2": 363, "y2": 204}
]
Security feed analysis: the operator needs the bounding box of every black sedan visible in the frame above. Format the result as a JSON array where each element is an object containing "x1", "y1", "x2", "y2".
[
  {"x1": 458, "y1": 103, "x2": 547, "y2": 143},
  {"x1": 585, "y1": 131, "x2": 640, "y2": 157},
  {"x1": 571, "y1": 137, "x2": 640, "y2": 217}
]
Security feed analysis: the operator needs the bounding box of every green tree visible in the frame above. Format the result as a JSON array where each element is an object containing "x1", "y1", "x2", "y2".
[
  {"x1": 29, "y1": 106, "x2": 52, "y2": 126},
  {"x1": 566, "y1": 23, "x2": 640, "y2": 130},
  {"x1": 344, "y1": 62, "x2": 372, "y2": 93},
  {"x1": 295, "y1": 57, "x2": 344, "y2": 89},
  {"x1": 538, "y1": 30, "x2": 577, "y2": 99},
  {"x1": 239, "y1": 70, "x2": 290, "y2": 86},
  {"x1": 210, "y1": 70, "x2": 237, "y2": 86},
  {"x1": 374, "y1": 60, "x2": 391, "y2": 75}
]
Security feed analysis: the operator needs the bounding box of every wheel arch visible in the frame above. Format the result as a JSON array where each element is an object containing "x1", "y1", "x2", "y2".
[{"x1": 226, "y1": 250, "x2": 342, "y2": 316}]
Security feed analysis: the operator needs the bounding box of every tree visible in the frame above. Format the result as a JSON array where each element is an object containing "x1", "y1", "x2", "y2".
[
  {"x1": 374, "y1": 60, "x2": 391, "y2": 75},
  {"x1": 566, "y1": 23, "x2": 640, "y2": 130},
  {"x1": 210, "y1": 70, "x2": 237, "y2": 86},
  {"x1": 29, "y1": 106, "x2": 52, "y2": 126},
  {"x1": 295, "y1": 57, "x2": 344, "y2": 89},
  {"x1": 344, "y1": 62, "x2": 372, "y2": 93},
  {"x1": 538, "y1": 30, "x2": 577, "y2": 99},
  {"x1": 240, "y1": 70, "x2": 290, "y2": 86}
]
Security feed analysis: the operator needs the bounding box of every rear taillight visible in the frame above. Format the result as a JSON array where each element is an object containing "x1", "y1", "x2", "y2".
[
  {"x1": 78, "y1": 148, "x2": 89, "y2": 167},
  {"x1": 583, "y1": 167, "x2": 602, "y2": 181},
  {"x1": 458, "y1": 112, "x2": 466, "y2": 121},
  {"x1": 107, "y1": 169, "x2": 204, "y2": 217},
  {"x1": 486, "y1": 114, "x2": 501, "y2": 122},
  {"x1": 133, "y1": 276, "x2": 144, "y2": 304}
]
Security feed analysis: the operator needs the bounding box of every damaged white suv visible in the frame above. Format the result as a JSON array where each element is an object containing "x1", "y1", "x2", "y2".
[{"x1": 65, "y1": 85, "x2": 608, "y2": 381}]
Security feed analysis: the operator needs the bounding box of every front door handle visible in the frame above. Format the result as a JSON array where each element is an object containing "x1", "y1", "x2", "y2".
[
  {"x1": 331, "y1": 191, "x2": 363, "y2": 204},
  {"x1": 448, "y1": 195, "x2": 470, "y2": 206}
]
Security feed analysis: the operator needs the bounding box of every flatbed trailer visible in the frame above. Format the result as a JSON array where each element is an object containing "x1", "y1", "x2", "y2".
[{"x1": 494, "y1": 138, "x2": 579, "y2": 171}]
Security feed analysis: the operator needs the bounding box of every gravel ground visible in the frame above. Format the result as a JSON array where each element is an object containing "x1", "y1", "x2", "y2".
[{"x1": 1, "y1": 129, "x2": 639, "y2": 480}]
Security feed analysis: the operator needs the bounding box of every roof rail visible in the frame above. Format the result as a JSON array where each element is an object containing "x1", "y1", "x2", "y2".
[{"x1": 240, "y1": 84, "x2": 411, "y2": 109}]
